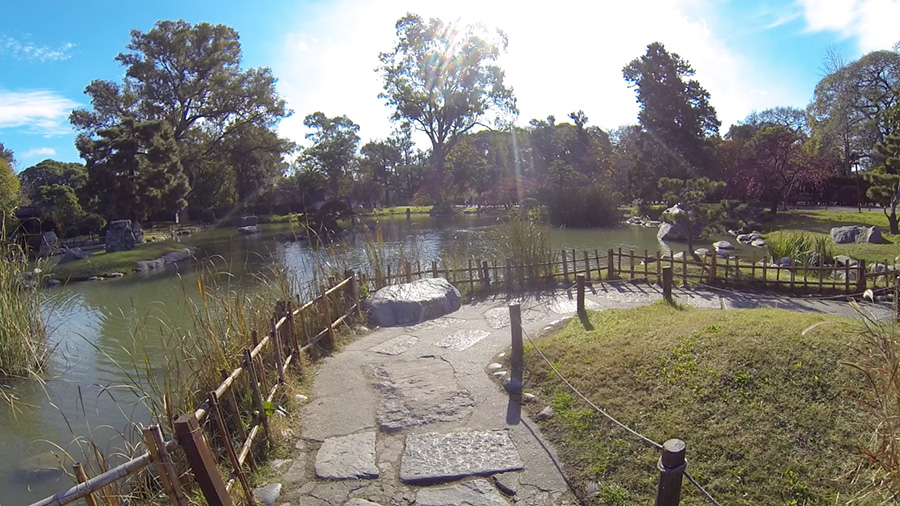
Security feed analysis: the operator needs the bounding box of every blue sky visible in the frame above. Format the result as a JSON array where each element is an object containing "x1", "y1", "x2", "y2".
[{"x1": 1, "y1": 0, "x2": 897, "y2": 171}]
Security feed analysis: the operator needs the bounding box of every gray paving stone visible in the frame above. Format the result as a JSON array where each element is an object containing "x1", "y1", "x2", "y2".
[
  {"x1": 410, "y1": 316, "x2": 464, "y2": 331},
  {"x1": 315, "y1": 432, "x2": 379, "y2": 480},
  {"x1": 370, "y1": 358, "x2": 475, "y2": 432},
  {"x1": 545, "y1": 295, "x2": 601, "y2": 314},
  {"x1": 400, "y1": 430, "x2": 524, "y2": 483},
  {"x1": 435, "y1": 329, "x2": 491, "y2": 351},
  {"x1": 368, "y1": 334, "x2": 418, "y2": 355},
  {"x1": 415, "y1": 478, "x2": 511, "y2": 505},
  {"x1": 483, "y1": 307, "x2": 543, "y2": 329}
]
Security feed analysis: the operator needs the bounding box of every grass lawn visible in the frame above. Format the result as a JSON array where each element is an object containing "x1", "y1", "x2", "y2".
[
  {"x1": 521, "y1": 302, "x2": 873, "y2": 505},
  {"x1": 766, "y1": 210, "x2": 900, "y2": 264},
  {"x1": 49, "y1": 240, "x2": 190, "y2": 280}
]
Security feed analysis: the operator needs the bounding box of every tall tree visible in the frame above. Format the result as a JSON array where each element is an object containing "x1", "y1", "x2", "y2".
[
  {"x1": 76, "y1": 117, "x2": 188, "y2": 221},
  {"x1": 866, "y1": 105, "x2": 900, "y2": 233},
  {"x1": 727, "y1": 124, "x2": 828, "y2": 215},
  {"x1": 302, "y1": 112, "x2": 360, "y2": 198},
  {"x1": 623, "y1": 42, "x2": 720, "y2": 180},
  {"x1": 378, "y1": 13, "x2": 516, "y2": 181},
  {"x1": 70, "y1": 20, "x2": 291, "y2": 212},
  {"x1": 809, "y1": 49, "x2": 900, "y2": 174}
]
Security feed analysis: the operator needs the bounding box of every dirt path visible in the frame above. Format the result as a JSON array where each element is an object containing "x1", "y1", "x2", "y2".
[{"x1": 258, "y1": 282, "x2": 891, "y2": 506}]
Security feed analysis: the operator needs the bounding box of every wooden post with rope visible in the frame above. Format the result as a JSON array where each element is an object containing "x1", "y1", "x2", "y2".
[{"x1": 655, "y1": 439, "x2": 686, "y2": 506}]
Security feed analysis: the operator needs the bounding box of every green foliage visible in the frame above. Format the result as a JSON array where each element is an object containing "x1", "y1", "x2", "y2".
[
  {"x1": 17, "y1": 159, "x2": 88, "y2": 204},
  {"x1": 766, "y1": 232, "x2": 834, "y2": 266},
  {"x1": 541, "y1": 161, "x2": 621, "y2": 227},
  {"x1": 77, "y1": 117, "x2": 188, "y2": 221},
  {"x1": 36, "y1": 184, "x2": 83, "y2": 237},
  {"x1": 0, "y1": 157, "x2": 20, "y2": 216},
  {"x1": 378, "y1": 13, "x2": 516, "y2": 178}
]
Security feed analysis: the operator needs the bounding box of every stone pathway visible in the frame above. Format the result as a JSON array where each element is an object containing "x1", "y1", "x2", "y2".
[{"x1": 257, "y1": 282, "x2": 893, "y2": 506}]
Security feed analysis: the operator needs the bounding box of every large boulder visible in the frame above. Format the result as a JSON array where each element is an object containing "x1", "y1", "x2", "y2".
[
  {"x1": 657, "y1": 222, "x2": 689, "y2": 242},
  {"x1": 57, "y1": 247, "x2": 88, "y2": 265},
  {"x1": 365, "y1": 278, "x2": 461, "y2": 327},
  {"x1": 106, "y1": 220, "x2": 136, "y2": 253},
  {"x1": 830, "y1": 225, "x2": 884, "y2": 244},
  {"x1": 37, "y1": 231, "x2": 59, "y2": 257}
]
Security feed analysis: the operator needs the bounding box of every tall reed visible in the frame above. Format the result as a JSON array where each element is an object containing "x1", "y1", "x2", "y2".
[
  {"x1": 0, "y1": 221, "x2": 47, "y2": 380},
  {"x1": 844, "y1": 303, "x2": 900, "y2": 503},
  {"x1": 494, "y1": 218, "x2": 555, "y2": 283}
]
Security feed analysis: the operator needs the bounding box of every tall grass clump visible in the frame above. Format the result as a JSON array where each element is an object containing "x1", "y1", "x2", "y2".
[
  {"x1": 0, "y1": 223, "x2": 47, "y2": 379},
  {"x1": 495, "y1": 218, "x2": 555, "y2": 284},
  {"x1": 845, "y1": 305, "x2": 900, "y2": 503},
  {"x1": 767, "y1": 232, "x2": 834, "y2": 267}
]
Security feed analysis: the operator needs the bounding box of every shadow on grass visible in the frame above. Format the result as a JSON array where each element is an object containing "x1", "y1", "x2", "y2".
[{"x1": 577, "y1": 310, "x2": 594, "y2": 330}]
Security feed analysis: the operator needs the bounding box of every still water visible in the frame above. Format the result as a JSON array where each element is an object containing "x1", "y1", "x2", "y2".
[{"x1": 0, "y1": 215, "x2": 750, "y2": 504}]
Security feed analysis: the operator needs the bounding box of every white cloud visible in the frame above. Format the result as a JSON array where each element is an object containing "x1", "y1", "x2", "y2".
[
  {"x1": 0, "y1": 89, "x2": 78, "y2": 136},
  {"x1": 272, "y1": 0, "x2": 806, "y2": 147},
  {"x1": 0, "y1": 35, "x2": 75, "y2": 62},
  {"x1": 21, "y1": 147, "x2": 56, "y2": 159},
  {"x1": 798, "y1": 0, "x2": 900, "y2": 52}
]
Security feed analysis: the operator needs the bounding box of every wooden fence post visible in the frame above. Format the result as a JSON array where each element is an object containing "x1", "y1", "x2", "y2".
[
  {"x1": 481, "y1": 260, "x2": 490, "y2": 290},
  {"x1": 244, "y1": 349, "x2": 272, "y2": 447},
  {"x1": 607, "y1": 248, "x2": 615, "y2": 280},
  {"x1": 709, "y1": 253, "x2": 717, "y2": 284},
  {"x1": 345, "y1": 269, "x2": 361, "y2": 320},
  {"x1": 404, "y1": 261, "x2": 412, "y2": 283},
  {"x1": 505, "y1": 259, "x2": 513, "y2": 291},
  {"x1": 576, "y1": 274, "x2": 585, "y2": 313},
  {"x1": 506, "y1": 304, "x2": 523, "y2": 394},
  {"x1": 271, "y1": 317, "x2": 285, "y2": 384},
  {"x1": 72, "y1": 464, "x2": 98, "y2": 506},
  {"x1": 432, "y1": 261, "x2": 438, "y2": 278},
  {"x1": 321, "y1": 285, "x2": 335, "y2": 349},
  {"x1": 662, "y1": 267, "x2": 673, "y2": 304},
  {"x1": 655, "y1": 439, "x2": 686, "y2": 506},
  {"x1": 857, "y1": 260, "x2": 867, "y2": 293},
  {"x1": 583, "y1": 251, "x2": 591, "y2": 283},
  {"x1": 174, "y1": 413, "x2": 233, "y2": 506},
  {"x1": 562, "y1": 250, "x2": 570, "y2": 283},
  {"x1": 142, "y1": 425, "x2": 189, "y2": 506}
]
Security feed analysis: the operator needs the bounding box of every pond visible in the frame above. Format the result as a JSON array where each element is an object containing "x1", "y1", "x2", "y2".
[{"x1": 0, "y1": 215, "x2": 753, "y2": 504}]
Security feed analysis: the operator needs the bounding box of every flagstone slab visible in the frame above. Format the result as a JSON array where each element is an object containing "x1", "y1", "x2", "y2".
[
  {"x1": 370, "y1": 358, "x2": 475, "y2": 432},
  {"x1": 400, "y1": 430, "x2": 523, "y2": 483},
  {"x1": 415, "y1": 479, "x2": 511, "y2": 505},
  {"x1": 435, "y1": 329, "x2": 491, "y2": 351},
  {"x1": 315, "y1": 432, "x2": 379, "y2": 480},
  {"x1": 368, "y1": 334, "x2": 418, "y2": 355}
]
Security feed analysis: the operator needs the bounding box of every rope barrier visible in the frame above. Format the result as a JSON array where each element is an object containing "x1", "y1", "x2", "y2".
[
  {"x1": 521, "y1": 326, "x2": 662, "y2": 450},
  {"x1": 520, "y1": 313, "x2": 724, "y2": 505}
]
